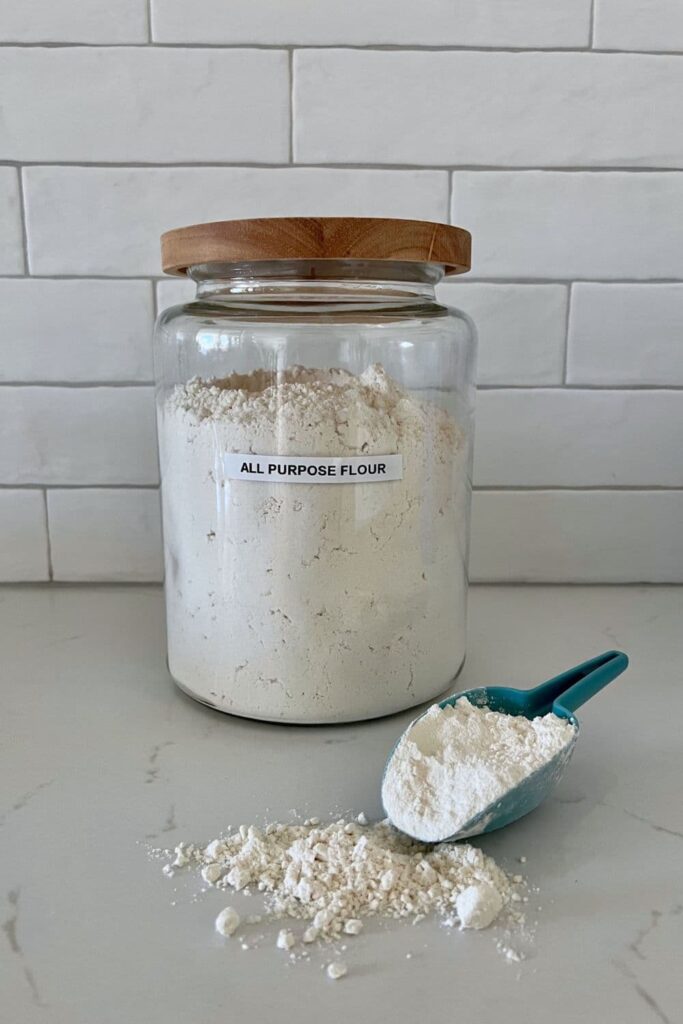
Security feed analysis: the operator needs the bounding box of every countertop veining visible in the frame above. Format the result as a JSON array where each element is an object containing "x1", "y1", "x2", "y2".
[{"x1": 2, "y1": 584, "x2": 682, "y2": 1024}]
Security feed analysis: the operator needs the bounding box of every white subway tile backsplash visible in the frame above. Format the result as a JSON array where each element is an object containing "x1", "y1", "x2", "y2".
[
  {"x1": 437, "y1": 282, "x2": 567, "y2": 385},
  {"x1": 0, "y1": 168, "x2": 24, "y2": 274},
  {"x1": 24, "y1": 167, "x2": 448, "y2": 276},
  {"x1": 0, "y1": 387, "x2": 158, "y2": 485},
  {"x1": 48, "y1": 489, "x2": 163, "y2": 581},
  {"x1": 152, "y1": 0, "x2": 591, "y2": 47},
  {"x1": 0, "y1": 49, "x2": 289, "y2": 163},
  {"x1": 0, "y1": 0, "x2": 147, "y2": 43},
  {"x1": 475, "y1": 390, "x2": 683, "y2": 486},
  {"x1": 3, "y1": 11, "x2": 683, "y2": 585},
  {"x1": 0, "y1": 490, "x2": 49, "y2": 581},
  {"x1": 470, "y1": 490, "x2": 683, "y2": 582},
  {"x1": 568, "y1": 284, "x2": 683, "y2": 386},
  {"x1": 594, "y1": 0, "x2": 683, "y2": 53},
  {"x1": 295, "y1": 51, "x2": 683, "y2": 167},
  {"x1": 0, "y1": 279, "x2": 154, "y2": 383},
  {"x1": 452, "y1": 172, "x2": 683, "y2": 279}
]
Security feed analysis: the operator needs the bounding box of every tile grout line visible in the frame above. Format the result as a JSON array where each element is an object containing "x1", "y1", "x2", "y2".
[
  {"x1": 473, "y1": 485, "x2": 683, "y2": 493},
  {"x1": 0, "y1": 579, "x2": 678, "y2": 589},
  {"x1": 42, "y1": 488, "x2": 54, "y2": 581},
  {"x1": 150, "y1": 278, "x2": 158, "y2": 321},
  {"x1": 1, "y1": 484, "x2": 160, "y2": 491},
  {"x1": 1, "y1": 274, "x2": 682, "y2": 285},
  {"x1": 5, "y1": 160, "x2": 683, "y2": 172},
  {"x1": 16, "y1": 166, "x2": 30, "y2": 274},
  {"x1": 146, "y1": 0, "x2": 153, "y2": 43},
  {"x1": 0, "y1": 381, "x2": 155, "y2": 388},
  {"x1": 1, "y1": 382, "x2": 682, "y2": 391},
  {"x1": 288, "y1": 48, "x2": 294, "y2": 163},
  {"x1": 589, "y1": 0, "x2": 597, "y2": 49},
  {"x1": 1, "y1": 42, "x2": 683, "y2": 55},
  {"x1": 2, "y1": 483, "x2": 682, "y2": 493},
  {"x1": 562, "y1": 282, "x2": 573, "y2": 384},
  {"x1": 476, "y1": 384, "x2": 683, "y2": 391}
]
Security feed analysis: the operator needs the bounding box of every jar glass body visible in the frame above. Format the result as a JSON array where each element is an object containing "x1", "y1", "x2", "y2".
[{"x1": 153, "y1": 260, "x2": 477, "y2": 724}]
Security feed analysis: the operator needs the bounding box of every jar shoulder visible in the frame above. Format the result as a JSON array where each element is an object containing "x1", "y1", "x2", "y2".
[{"x1": 156, "y1": 299, "x2": 475, "y2": 336}]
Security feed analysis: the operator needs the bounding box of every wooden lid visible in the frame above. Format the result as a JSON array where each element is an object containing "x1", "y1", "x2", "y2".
[{"x1": 161, "y1": 217, "x2": 471, "y2": 276}]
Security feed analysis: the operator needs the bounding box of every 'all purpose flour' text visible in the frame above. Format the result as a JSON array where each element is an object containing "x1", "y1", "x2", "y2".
[{"x1": 223, "y1": 453, "x2": 404, "y2": 484}]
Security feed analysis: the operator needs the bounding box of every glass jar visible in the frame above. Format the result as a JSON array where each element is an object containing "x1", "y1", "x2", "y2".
[{"x1": 154, "y1": 217, "x2": 476, "y2": 724}]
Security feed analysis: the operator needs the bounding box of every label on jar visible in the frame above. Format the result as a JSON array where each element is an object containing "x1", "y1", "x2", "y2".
[{"x1": 223, "y1": 453, "x2": 403, "y2": 483}]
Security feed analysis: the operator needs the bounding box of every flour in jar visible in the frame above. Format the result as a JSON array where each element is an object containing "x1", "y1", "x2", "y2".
[{"x1": 158, "y1": 364, "x2": 468, "y2": 723}]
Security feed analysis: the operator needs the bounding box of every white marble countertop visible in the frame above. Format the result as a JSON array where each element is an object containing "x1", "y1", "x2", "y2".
[{"x1": 2, "y1": 584, "x2": 682, "y2": 1024}]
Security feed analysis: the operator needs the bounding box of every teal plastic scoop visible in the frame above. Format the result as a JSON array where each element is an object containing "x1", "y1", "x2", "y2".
[{"x1": 382, "y1": 650, "x2": 629, "y2": 843}]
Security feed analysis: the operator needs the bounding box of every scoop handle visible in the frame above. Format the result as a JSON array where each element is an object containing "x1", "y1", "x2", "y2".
[{"x1": 528, "y1": 650, "x2": 629, "y2": 716}]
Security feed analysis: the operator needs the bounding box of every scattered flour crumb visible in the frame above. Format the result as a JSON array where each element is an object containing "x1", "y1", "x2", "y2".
[
  {"x1": 276, "y1": 929, "x2": 296, "y2": 950},
  {"x1": 173, "y1": 846, "x2": 190, "y2": 868},
  {"x1": 202, "y1": 863, "x2": 223, "y2": 885},
  {"x1": 215, "y1": 906, "x2": 240, "y2": 937},
  {"x1": 205, "y1": 840, "x2": 225, "y2": 860},
  {"x1": 326, "y1": 962, "x2": 348, "y2": 980},
  {"x1": 497, "y1": 942, "x2": 525, "y2": 963}
]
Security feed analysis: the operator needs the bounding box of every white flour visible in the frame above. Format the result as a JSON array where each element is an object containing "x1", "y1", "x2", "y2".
[
  {"x1": 161, "y1": 816, "x2": 522, "y2": 955},
  {"x1": 159, "y1": 364, "x2": 468, "y2": 723},
  {"x1": 382, "y1": 698, "x2": 576, "y2": 842}
]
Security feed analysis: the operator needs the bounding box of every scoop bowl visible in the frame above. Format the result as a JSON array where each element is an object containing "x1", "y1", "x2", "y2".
[{"x1": 382, "y1": 650, "x2": 629, "y2": 843}]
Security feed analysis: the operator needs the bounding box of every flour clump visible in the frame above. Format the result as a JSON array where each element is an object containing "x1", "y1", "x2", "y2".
[
  {"x1": 455, "y1": 883, "x2": 503, "y2": 930},
  {"x1": 159, "y1": 364, "x2": 468, "y2": 723},
  {"x1": 382, "y1": 698, "x2": 576, "y2": 842}
]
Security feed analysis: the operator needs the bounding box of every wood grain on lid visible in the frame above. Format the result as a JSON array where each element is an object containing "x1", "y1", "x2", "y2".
[{"x1": 161, "y1": 217, "x2": 471, "y2": 276}]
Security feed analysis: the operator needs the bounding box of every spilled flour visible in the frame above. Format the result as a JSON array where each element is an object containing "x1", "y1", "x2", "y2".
[
  {"x1": 158, "y1": 815, "x2": 529, "y2": 976},
  {"x1": 382, "y1": 698, "x2": 576, "y2": 842}
]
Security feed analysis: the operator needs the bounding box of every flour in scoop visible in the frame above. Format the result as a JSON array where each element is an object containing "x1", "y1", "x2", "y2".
[{"x1": 382, "y1": 698, "x2": 576, "y2": 842}]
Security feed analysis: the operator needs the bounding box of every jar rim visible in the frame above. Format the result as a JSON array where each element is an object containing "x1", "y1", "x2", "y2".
[{"x1": 160, "y1": 216, "x2": 471, "y2": 278}]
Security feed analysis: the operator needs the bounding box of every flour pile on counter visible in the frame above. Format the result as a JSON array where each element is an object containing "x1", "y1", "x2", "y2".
[
  {"x1": 159, "y1": 816, "x2": 525, "y2": 964},
  {"x1": 382, "y1": 698, "x2": 576, "y2": 842},
  {"x1": 159, "y1": 364, "x2": 467, "y2": 723}
]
